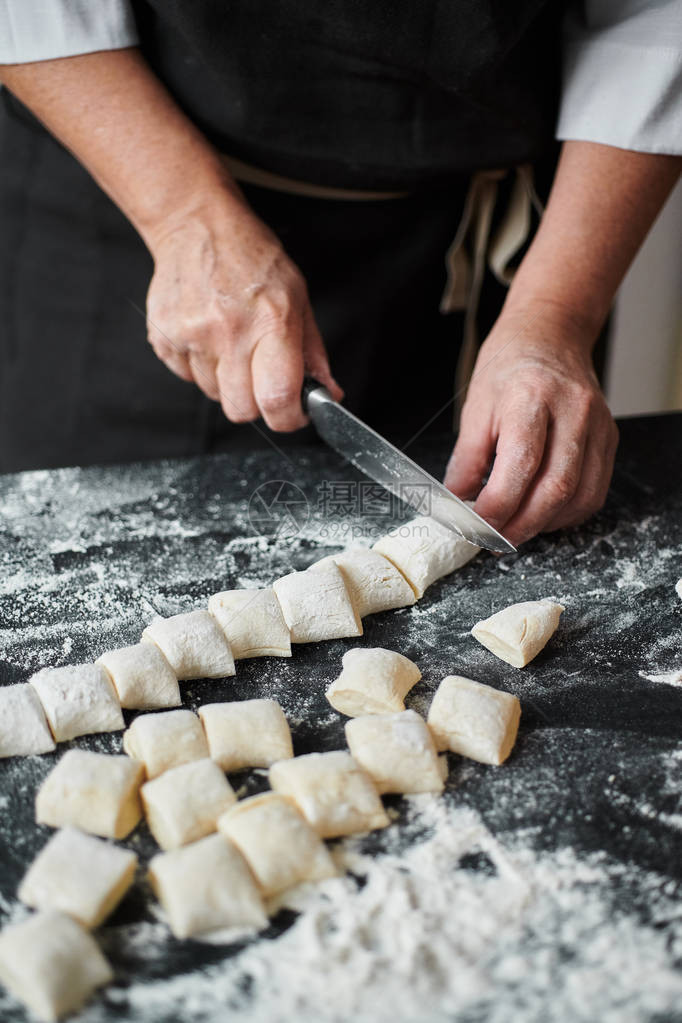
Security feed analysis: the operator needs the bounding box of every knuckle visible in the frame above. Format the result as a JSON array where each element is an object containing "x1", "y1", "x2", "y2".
[
  {"x1": 259, "y1": 389, "x2": 297, "y2": 414},
  {"x1": 543, "y1": 474, "x2": 577, "y2": 507}
]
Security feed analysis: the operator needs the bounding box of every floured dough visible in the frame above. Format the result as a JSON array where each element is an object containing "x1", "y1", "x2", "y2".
[
  {"x1": 471, "y1": 599, "x2": 564, "y2": 668},
  {"x1": 123, "y1": 709, "x2": 209, "y2": 779},
  {"x1": 218, "y1": 792, "x2": 337, "y2": 897},
  {"x1": 36, "y1": 749, "x2": 144, "y2": 840},
  {"x1": 373, "y1": 515, "x2": 479, "y2": 598},
  {"x1": 345, "y1": 710, "x2": 447, "y2": 794},
  {"x1": 97, "y1": 642, "x2": 180, "y2": 710},
  {"x1": 140, "y1": 758, "x2": 236, "y2": 850},
  {"x1": 311, "y1": 548, "x2": 415, "y2": 617},
  {"x1": 272, "y1": 561, "x2": 362, "y2": 643},
  {"x1": 148, "y1": 833, "x2": 268, "y2": 939},
  {"x1": 427, "y1": 675, "x2": 521, "y2": 765},
  {"x1": 198, "y1": 699, "x2": 293, "y2": 772},
  {"x1": 0, "y1": 684, "x2": 56, "y2": 757},
  {"x1": 142, "y1": 610, "x2": 235, "y2": 680},
  {"x1": 326, "y1": 647, "x2": 422, "y2": 717},
  {"x1": 30, "y1": 664, "x2": 124, "y2": 742},
  {"x1": 0, "y1": 910, "x2": 113, "y2": 1022},
  {"x1": 18, "y1": 827, "x2": 137, "y2": 929},
  {"x1": 269, "y1": 750, "x2": 389, "y2": 838},
  {"x1": 208, "y1": 587, "x2": 291, "y2": 658}
]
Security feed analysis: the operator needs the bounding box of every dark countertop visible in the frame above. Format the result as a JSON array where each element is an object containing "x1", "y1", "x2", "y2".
[{"x1": 0, "y1": 413, "x2": 681, "y2": 1022}]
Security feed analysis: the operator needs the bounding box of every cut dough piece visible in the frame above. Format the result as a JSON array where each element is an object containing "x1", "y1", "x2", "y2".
[
  {"x1": 272, "y1": 561, "x2": 362, "y2": 643},
  {"x1": 345, "y1": 710, "x2": 447, "y2": 794},
  {"x1": 123, "y1": 709, "x2": 209, "y2": 779},
  {"x1": 30, "y1": 664, "x2": 124, "y2": 742},
  {"x1": 208, "y1": 587, "x2": 291, "y2": 658},
  {"x1": 0, "y1": 910, "x2": 113, "y2": 1022},
  {"x1": 0, "y1": 683, "x2": 56, "y2": 757},
  {"x1": 198, "y1": 699, "x2": 293, "y2": 772},
  {"x1": 217, "y1": 792, "x2": 337, "y2": 897},
  {"x1": 148, "y1": 833, "x2": 267, "y2": 939},
  {"x1": 471, "y1": 599, "x2": 564, "y2": 668},
  {"x1": 97, "y1": 642, "x2": 180, "y2": 710},
  {"x1": 18, "y1": 827, "x2": 137, "y2": 929},
  {"x1": 373, "y1": 515, "x2": 479, "y2": 598},
  {"x1": 326, "y1": 647, "x2": 421, "y2": 717},
  {"x1": 141, "y1": 758, "x2": 236, "y2": 850},
  {"x1": 311, "y1": 548, "x2": 416, "y2": 617},
  {"x1": 269, "y1": 750, "x2": 389, "y2": 838},
  {"x1": 36, "y1": 749, "x2": 144, "y2": 839},
  {"x1": 142, "y1": 610, "x2": 235, "y2": 680},
  {"x1": 427, "y1": 675, "x2": 521, "y2": 765}
]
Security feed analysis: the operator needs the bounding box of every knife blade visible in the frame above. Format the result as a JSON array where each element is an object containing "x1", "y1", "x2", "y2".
[{"x1": 302, "y1": 377, "x2": 516, "y2": 555}]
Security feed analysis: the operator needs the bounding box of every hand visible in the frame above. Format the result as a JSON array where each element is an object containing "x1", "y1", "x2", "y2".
[
  {"x1": 145, "y1": 190, "x2": 342, "y2": 431},
  {"x1": 444, "y1": 303, "x2": 619, "y2": 547}
]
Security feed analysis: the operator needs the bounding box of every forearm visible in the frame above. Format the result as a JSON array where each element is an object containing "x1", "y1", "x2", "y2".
[
  {"x1": 505, "y1": 140, "x2": 682, "y2": 342},
  {"x1": 0, "y1": 48, "x2": 241, "y2": 249}
]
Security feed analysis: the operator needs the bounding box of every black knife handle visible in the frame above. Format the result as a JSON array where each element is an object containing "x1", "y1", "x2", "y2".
[{"x1": 301, "y1": 375, "x2": 332, "y2": 413}]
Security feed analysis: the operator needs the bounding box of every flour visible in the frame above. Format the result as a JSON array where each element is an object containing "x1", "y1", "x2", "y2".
[
  {"x1": 640, "y1": 669, "x2": 682, "y2": 688},
  {"x1": 676, "y1": 578, "x2": 682, "y2": 601}
]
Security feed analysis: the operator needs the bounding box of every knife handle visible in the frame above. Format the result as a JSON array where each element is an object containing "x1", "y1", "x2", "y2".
[{"x1": 301, "y1": 375, "x2": 332, "y2": 413}]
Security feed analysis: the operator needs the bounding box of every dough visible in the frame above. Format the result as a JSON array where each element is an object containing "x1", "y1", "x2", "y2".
[
  {"x1": 272, "y1": 561, "x2": 362, "y2": 643},
  {"x1": 217, "y1": 792, "x2": 337, "y2": 897},
  {"x1": 30, "y1": 664, "x2": 124, "y2": 742},
  {"x1": 0, "y1": 683, "x2": 56, "y2": 757},
  {"x1": 345, "y1": 710, "x2": 447, "y2": 794},
  {"x1": 0, "y1": 910, "x2": 113, "y2": 1022},
  {"x1": 97, "y1": 642, "x2": 180, "y2": 710},
  {"x1": 18, "y1": 827, "x2": 137, "y2": 929},
  {"x1": 148, "y1": 833, "x2": 268, "y2": 939},
  {"x1": 311, "y1": 548, "x2": 416, "y2": 617},
  {"x1": 326, "y1": 647, "x2": 422, "y2": 717},
  {"x1": 123, "y1": 709, "x2": 209, "y2": 779},
  {"x1": 471, "y1": 599, "x2": 565, "y2": 668},
  {"x1": 142, "y1": 610, "x2": 235, "y2": 680},
  {"x1": 140, "y1": 758, "x2": 236, "y2": 850},
  {"x1": 427, "y1": 675, "x2": 521, "y2": 765},
  {"x1": 198, "y1": 699, "x2": 293, "y2": 772},
  {"x1": 373, "y1": 515, "x2": 479, "y2": 598},
  {"x1": 269, "y1": 750, "x2": 389, "y2": 838},
  {"x1": 208, "y1": 587, "x2": 291, "y2": 658},
  {"x1": 35, "y1": 749, "x2": 144, "y2": 840}
]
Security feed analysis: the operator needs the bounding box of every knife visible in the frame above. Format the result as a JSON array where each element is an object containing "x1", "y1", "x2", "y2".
[{"x1": 302, "y1": 377, "x2": 516, "y2": 555}]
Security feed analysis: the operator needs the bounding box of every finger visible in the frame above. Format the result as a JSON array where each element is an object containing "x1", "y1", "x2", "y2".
[
  {"x1": 498, "y1": 418, "x2": 588, "y2": 547},
  {"x1": 302, "y1": 309, "x2": 344, "y2": 403},
  {"x1": 251, "y1": 319, "x2": 307, "y2": 432},
  {"x1": 472, "y1": 402, "x2": 550, "y2": 530},
  {"x1": 187, "y1": 350, "x2": 220, "y2": 402},
  {"x1": 215, "y1": 346, "x2": 259, "y2": 423},
  {"x1": 542, "y1": 416, "x2": 618, "y2": 532},
  {"x1": 444, "y1": 400, "x2": 496, "y2": 500}
]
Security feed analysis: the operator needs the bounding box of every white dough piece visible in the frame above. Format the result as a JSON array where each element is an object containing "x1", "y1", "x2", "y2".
[
  {"x1": 269, "y1": 750, "x2": 389, "y2": 838},
  {"x1": 471, "y1": 599, "x2": 565, "y2": 668},
  {"x1": 345, "y1": 710, "x2": 447, "y2": 794},
  {"x1": 208, "y1": 587, "x2": 291, "y2": 658},
  {"x1": 123, "y1": 709, "x2": 209, "y2": 779},
  {"x1": 97, "y1": 642, "x2": 180, "y2": 710},
  {"x1": 0, "y1": 910, "x2": 113, "y2": 1022},
  {"x1": 272, "y1": 561, "x2": 362, "y2": 643},
  {"x1": 311, "y1": 547, "x2": 416, "y2": 617},
  {"x1": 0, "y1": 683, "x2": 56, "y2": 757},
  {"x1": 30, "y1": 664, "x2": 124, "y2": 742},
  {"x1": 18, "y1": 827, "x2": 137, "y2": 929},
  {"x1": 148, "y1": 833, "x2": 267, "y2": 939},
  {"x1": 373, "y1": 515, "x2": 479, "y2": 598},
  {"x1": 217, "y1": 792, "x2": 337, "y2": 897},
  {"x1": 142, "y1": 610, "x2": 235, "y2": 680},
  {"x1": 198, "y1": 699, "x2": 293, "y2": 772},
  {"x1": 141, "y1": 758, "x2": 236, "y2": 850},
  {"x1": 427, "y1": 675, "x2": 521, "y2": 765},
  {"x1": 36, "y1": 749, "x2": 144, "y2": 839},
  {"x1": 675, "y1": 578, "x2": 682, "y2": 601},
  {"x1": 326, "y1": 646, "x2": 422, "y2": 717}
]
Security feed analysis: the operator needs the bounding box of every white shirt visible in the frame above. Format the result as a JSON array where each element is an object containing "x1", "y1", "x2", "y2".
[{"x1": 0, "y1": 0, "x2": 680, "y2": 156}]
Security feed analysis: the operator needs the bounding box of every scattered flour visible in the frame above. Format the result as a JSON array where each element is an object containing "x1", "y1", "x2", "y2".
[{"x1": 640, "y1": 669, "x2": 682, "y2": 688}]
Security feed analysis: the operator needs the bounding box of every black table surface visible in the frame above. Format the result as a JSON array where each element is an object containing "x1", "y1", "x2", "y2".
[{"x1": 0, "y1": 413, "x2": 680, "y2": 1022}]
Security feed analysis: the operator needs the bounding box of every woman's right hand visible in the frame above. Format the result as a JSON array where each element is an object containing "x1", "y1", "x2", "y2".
[{"x1": 145, "y1": 188, "x2": 342, "y2": 431}]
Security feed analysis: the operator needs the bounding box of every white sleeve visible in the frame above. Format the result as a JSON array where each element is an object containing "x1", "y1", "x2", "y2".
[
  {"x1": 0, "y1": 0, "x2": 139, "y2": 63},
  {"x1": 557, "y1": 0, "x2": 682, "y2": 156}
]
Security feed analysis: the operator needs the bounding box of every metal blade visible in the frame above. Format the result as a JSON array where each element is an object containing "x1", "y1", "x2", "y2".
[{"x1": 305, "y1": 382, "x2": 516, "y2": 554}]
